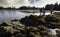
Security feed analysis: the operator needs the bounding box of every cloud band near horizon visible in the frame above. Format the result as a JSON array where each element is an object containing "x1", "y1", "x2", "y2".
[{"x1": 0, "y1": 0, "x2": 60, "y2": 8}]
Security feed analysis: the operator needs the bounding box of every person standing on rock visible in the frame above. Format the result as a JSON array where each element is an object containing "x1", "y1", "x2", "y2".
[
  {"x1": 42, "y1": 7, "x2": 45, "y2": 16},
  {"x1": 50, "y1": 8, "x2": 53, "y2": 15}
]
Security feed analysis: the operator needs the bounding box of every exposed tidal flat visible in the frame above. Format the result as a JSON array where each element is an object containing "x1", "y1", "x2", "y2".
[{"x1": 0, "y1": 14, "x2": 60, "y2": 37}]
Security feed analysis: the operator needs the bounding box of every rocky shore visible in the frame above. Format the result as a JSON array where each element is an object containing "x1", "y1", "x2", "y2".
[{"x1": 0, "y1": 15, "x2": 60, "y2": 37}]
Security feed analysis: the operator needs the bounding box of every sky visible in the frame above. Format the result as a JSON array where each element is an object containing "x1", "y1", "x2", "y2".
[{"x1": 0, "y1": 0, "x2": 60, "y2": 8}]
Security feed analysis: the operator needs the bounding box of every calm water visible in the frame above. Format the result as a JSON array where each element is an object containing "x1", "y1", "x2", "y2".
[
  {"x1": 0, "y1": 10, "x2": 33, "y2": 21},
  {"x1": 0, "y1": 10, "x2": 51, "y2": 21}
]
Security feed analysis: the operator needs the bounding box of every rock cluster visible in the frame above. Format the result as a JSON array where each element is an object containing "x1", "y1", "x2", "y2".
[{"x1": 0, "y1": 15, "x2": 60, "y2": 37}]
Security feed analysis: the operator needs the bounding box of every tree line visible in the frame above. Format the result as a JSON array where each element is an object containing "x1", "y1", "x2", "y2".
[
  {"x1": 0, "y1": 2, "x2": 60, "y2": 10},
  {"x1": 0, "y1": 6, "x2": 39, "y2": 10},
  {"x1": 45, "y1": 2, "x2": 60, "y2": 10},
  {"x1": 0, "y1": 6, "x2": 17, "y2": 10},
  {"x1": 19, "y1": 6, "x2": 40, "y2": 10}
]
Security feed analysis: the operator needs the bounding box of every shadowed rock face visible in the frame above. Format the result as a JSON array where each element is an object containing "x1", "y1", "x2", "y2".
[
  {"x1": 0, "y1": 22, "x2": 9, "y2": 26},
  {"x1": 45, "y1": 16, "x2": 59, "y2": 23},
  {"x1": 20, "y1": 15, "x2": 45, "y2": 26},
  {"x1": 20, "y1": 15, "x2": 60, "y2": 28},
  {"x1": 44, "y1": 15, "x2": 60, "y2": 29}
]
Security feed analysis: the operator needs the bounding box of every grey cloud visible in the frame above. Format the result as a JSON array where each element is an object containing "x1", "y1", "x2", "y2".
[
  {"x1": 17, "y1": 0, "x2": 24, "y2": 4},
  {"x1": 28, "y1": 0, "x2": 41, "y2": 4},
  {"x1": 0, "y1": 0, "x2": 43, "y2": 8},
  {"x1": 0, "y1": 0, "x2": 8, "y2": 5}
]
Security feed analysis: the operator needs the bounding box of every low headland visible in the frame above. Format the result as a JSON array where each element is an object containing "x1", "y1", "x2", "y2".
[{"x1": 0, "y1": 14, "x2": 60, "y2": 37}]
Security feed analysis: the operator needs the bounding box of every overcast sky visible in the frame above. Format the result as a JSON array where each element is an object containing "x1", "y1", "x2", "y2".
[{"x1": 0, "y1": 0, "x2": 60, "y2": 8}]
